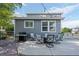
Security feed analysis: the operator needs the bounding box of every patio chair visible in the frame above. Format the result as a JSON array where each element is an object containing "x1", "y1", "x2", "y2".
[
  {"x1": 56, "y1": 32, "x2": 64, "y2": 41},
  {"x1": 45, "y1": 33, "x2": 48, "y2": 38},
  {"x1": 35, "y1": 34, "x2": 44, "y2": 44},
  {"x1": 53, "y1": 34, "x2": 61, "y2": 44},
  {"x1": 43, "y1": 33, "x2": 48, "y2": 43},
  {"x1": 30, "y1": 33, "x2": 35, "y2": 41},
  {"x1": 53, "y1": 33, "x2": 63, "y2": 44},
  {"x1": 45, "y1": 35, "x2": 54, "y2": 48},
  {"x1": 47, "y1": 35, "x2": 55, "y2": 43}
]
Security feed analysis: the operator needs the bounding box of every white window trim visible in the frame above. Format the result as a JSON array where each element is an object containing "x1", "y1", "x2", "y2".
[
  {"x1": 14, "y1": 20, "x2": 15, "y2": 40},
  {"x1": 24, "y1": 20, "x2": 34, "y2": 28},
  {"x1": 41, "y1": 21, "x2": 48, "y2": 32},
  {"x1": 41, "y1": 20, "x2": 56, "y2": 32},
  {"x1": 49, "y1": 21, "x2": 56, "y2": 32}
]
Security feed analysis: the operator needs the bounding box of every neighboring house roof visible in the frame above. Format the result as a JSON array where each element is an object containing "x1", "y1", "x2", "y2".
[
  {"x1": 72, "y1": 27, "x2": 79, "y2": 33},
  {"x1": 72, "y1": 27, "x2": 79, "y2": 30},
  {"x1": 14, "y1": 13, "x2": 64, "y2": 20}
]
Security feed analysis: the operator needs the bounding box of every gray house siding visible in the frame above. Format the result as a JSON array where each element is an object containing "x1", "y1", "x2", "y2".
[{"x1": 15, "y1": 19, "x2": 61, "y2": 36}]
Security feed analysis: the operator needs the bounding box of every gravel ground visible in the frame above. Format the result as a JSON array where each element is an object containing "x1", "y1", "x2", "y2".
[{"x1": 0, "y1": 40, "x2": 18, "y2": 56}]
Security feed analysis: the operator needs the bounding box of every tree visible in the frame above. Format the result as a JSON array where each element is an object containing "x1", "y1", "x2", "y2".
[
  {"x1": 62, "y1": 27, "x2": 72, "y2": 33},
  {"x1": 6, "y1": 23, "x2": 14, "y2": 31},
  {"x1": 0, "y1": 3, "x2": 22, "y2": 29},
  {"x1": 0, "y1": 3, "x2": 22, "y2": 19}
]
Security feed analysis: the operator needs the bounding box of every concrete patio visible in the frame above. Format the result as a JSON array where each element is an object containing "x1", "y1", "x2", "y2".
[{"x1": 18, "y1": 35, "x2": 79, "y2": 56}]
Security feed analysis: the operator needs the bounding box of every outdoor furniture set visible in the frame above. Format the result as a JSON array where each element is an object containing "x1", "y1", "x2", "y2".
[{"x1": 15, "y1": 32, "x2": 64, "y2": 48}]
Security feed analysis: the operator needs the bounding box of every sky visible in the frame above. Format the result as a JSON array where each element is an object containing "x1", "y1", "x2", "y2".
[{"x1": 14, "y1": 3, "x2": 79, "y2": 28}]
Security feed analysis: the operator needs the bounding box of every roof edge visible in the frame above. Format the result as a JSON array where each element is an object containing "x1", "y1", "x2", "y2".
[{"x1": 26, "y1": 12, "x2": 63, "y2": 15}]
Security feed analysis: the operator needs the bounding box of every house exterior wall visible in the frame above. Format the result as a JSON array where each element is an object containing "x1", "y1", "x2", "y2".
[{"x1": 15, "y1": 19, "x2": 61, "y2": 36}]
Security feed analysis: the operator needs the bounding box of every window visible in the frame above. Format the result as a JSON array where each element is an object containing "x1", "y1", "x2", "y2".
[
  {"x1": 24, "y1": 20, "x2": 34, "y2": 28},
  {"x1": 42, "y1": 22, "x2": 48, "y2": 31},
  {"x1": 41, "y1": 21, "x2": 56, "y2": 32},
  {"x1": 49, "y1": 22, "x2": 55, "y2": 31}
]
